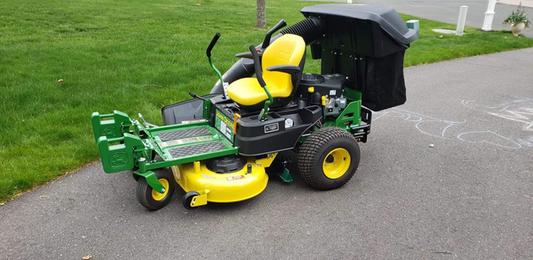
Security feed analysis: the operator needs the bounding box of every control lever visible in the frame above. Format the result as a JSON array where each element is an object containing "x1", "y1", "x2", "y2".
[
  {"x1": 206, "y1": 33, "x2": 228, "y2": 98},
  {"x1": 262, "y1": 19, "x2": 287, "y2": 49},
  {"x1": 249, "y1": 45, "x2": 272, "y2": 121}
]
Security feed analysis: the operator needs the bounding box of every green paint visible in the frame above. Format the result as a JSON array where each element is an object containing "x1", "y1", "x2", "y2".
[
  {"x1": 203, "y1": 99, "x2": 212, "y2": 120},
  {"x1": 97, "y1": 133, "x2": 146, "y2": 173},
  {"x1": 93, "y1": 110, "x2": 237, "y2": 176},
  {"x1": 91, "y1": 111, "x2": 132, "y2": 142},
  {"x1": 335, "y1": 101, "x2": 362, "y2": 130},
  {"x1": 215, "y1": 110, "x2": 234, "y2": 142},
  {"x1": 133, "y1": 171, "x2": 164, "y2": 193},
  {"x1": 259, "y1": 86, "x2": 274, "y2": 121},
  {"x1": 279, "y1": 168, "x2": 293, "y2": 183},
  {"x1": 343, "y1": 88, "x2": 362, "y2": 101},
  {"x1": 208, "y1": 56, "x2": 225, "y2": 92},
  {"x1": 139, "y1": 145, "x2": 237, "y2": 172}
]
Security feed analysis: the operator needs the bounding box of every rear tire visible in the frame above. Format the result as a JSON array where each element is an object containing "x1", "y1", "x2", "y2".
[
  {"x1": 297, "y1": 127, "x2": 360, "y2": 190},
  {"x1": 136, "y1": 169, "x2": 176, "y2": 211}
]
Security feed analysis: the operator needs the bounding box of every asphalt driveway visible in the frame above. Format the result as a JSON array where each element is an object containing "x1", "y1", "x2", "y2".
[{"x1": 1, "y1": 48, "x2": 532, "y2": 259}]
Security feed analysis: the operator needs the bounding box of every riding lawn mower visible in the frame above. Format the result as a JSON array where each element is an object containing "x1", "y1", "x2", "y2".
[{"x1": 91, "y1": 4, "x2": 417, "y2": 210}]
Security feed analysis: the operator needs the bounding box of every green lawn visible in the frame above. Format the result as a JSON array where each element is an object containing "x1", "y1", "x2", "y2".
[{"x1": 1, "y1": 0, "x2": 532, "y2": 202}]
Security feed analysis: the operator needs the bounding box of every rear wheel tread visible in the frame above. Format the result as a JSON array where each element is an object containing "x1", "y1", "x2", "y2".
[{"x1": 297, "y1": 127, "x2": 360, "y2": 190}]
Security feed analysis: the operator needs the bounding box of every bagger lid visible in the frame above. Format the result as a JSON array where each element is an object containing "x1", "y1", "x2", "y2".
[{"x1": 301, "y1": 4, "x2": 418, "y2": 46}]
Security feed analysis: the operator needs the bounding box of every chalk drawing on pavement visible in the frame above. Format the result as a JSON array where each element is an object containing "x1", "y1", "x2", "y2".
[
  {"x1": 461, "y1": 98, "x2": 533, "y2": 132},
  {"x1": 373, "y1": 97, "x2": 533, "y2": 150},
  {"x1": 457, "y1": 130, "x2": 522, "y2": 149}
]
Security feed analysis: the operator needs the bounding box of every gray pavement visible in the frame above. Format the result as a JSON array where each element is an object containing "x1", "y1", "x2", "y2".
[
  {"x1": 499, "y1": 0, "x2": 533, "y2": 8},
  {"x1": 354, "y1": 0, "x2": 533, "y2": 37},
  {"x1": 1, "y1": 48, "x2": 533, "y2": 259}
]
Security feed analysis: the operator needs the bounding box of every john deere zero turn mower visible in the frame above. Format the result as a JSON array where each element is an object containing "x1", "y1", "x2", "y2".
[{"x1": 91, "y1": 4, "x2": 417, "y2": 210}]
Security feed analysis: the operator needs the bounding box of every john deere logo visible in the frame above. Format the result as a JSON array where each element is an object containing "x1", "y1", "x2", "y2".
[{"x1": 111, "y1": 153, "x2": 127, "y2": 167}]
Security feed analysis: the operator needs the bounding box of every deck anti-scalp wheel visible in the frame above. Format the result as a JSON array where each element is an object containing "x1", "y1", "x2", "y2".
[
  {"x1": 297, "y1": 127, "x2": 360, "y2": 190},
  {"x1": 136, "y1": 169, "x2": 176, "y2": 211},
  {"x1": 183, "y1": 191, "x2": 200, "y2": 210}
]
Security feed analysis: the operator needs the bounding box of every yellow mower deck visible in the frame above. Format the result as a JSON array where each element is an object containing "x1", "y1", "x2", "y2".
[{"x1": 173, "y1": 153, "x2": 277, "y2": 208}]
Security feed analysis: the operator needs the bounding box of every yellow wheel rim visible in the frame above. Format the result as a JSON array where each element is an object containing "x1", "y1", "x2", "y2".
[
  {"x1": 322, "y1": 148, "x2": 351, "y2": 179},
  {"x1": 151, "y1": 178, "x2": 170, "y2": 201}
]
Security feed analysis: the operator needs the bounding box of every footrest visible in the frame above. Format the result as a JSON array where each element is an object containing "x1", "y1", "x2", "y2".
[
  {"x1": 157, "y1": 127, "x2": 211, "y2": 142},
  {"x1": 168, "y1": 141, "x2": 227, "y2": 159},
  {"x1": 91, "y1": 110, "x2": 238, "y2": 174}
]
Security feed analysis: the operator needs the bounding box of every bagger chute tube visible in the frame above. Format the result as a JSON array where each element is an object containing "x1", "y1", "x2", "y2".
[{"x1": 91, "y1": 4, "x2": 417, "y2": 210}]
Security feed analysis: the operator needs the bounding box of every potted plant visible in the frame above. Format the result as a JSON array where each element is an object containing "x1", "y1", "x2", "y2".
[{"x1": 503, "y1": 4, "x2": 530, "y2": 36}]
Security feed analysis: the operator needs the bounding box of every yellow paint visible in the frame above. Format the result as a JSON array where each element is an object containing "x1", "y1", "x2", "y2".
[
  {"x1": 151, "y1": 178, "x2": 170, "y2": 201},
  {"x1": 322, "y1": 148, "x2": 351, "y2": 179},
  {"x1": 233, "y1": 113, "x2": 241, "y2": 133},
  {"x1": 307, "y1": 86, "x2": 315, "y2": 93},
  {"x1": 255, "y1": 153, "x2": 277, "y2": 167},
  {"x1": 193, "y1": 161, "x2": 201, "y2": 173},
  {"x1": 171, "y1": 158, "x2": 270, "y2": 205},
  {"x1": 190, "y1": 193, "x2": 208, "y2": 207},
  {"x1": 321, "y1": 95, "x2": 327, "y2": 106},
  {"x1": 227, "y1": 34, "x2": 306, "y2": 106}
]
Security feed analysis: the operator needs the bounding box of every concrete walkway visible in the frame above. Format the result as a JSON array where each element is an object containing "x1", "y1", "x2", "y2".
[
  {"x1": 356, "y1": 0, "x2": 533, "y2": 37},
  {"x1": 499, "y1": 0, "x2": 533, "y2": 8},
  {"x1": 306, "y1": 0, "x2": 533, "y2": 37},
  {"x1": 1, "y1": 48, "x2": 533, "y2": 259}
]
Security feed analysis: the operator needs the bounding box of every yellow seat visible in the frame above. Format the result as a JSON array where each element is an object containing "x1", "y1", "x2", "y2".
[{"x1": 227, "y1": 34, "x2": 306, "y2": 107}]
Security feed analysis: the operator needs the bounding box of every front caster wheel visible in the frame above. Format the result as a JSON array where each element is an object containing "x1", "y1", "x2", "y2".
[
  {"x1": 136, "y1": 169, "x2": 176, "y2": 211},
  {"x1": 297, "y1": 127, "x2": 361, "y2": 190}
]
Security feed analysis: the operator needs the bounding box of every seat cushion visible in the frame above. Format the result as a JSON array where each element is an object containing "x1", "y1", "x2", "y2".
[
  {"x1": 227, "y1": 77, "x2": 293, "y2": 107},
  {"x1": 227, "y1": 78, "x2": 267, "y2": 106}
]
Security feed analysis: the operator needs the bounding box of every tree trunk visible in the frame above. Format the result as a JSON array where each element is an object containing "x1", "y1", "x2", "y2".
[{"x1": 256, "y1": 0, "x2": 266, "y2": 28}]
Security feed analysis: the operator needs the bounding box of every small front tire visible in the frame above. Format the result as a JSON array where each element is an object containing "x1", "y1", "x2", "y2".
[{"x1": 136, "y1": 169, "x2": 176, "y2": 211}]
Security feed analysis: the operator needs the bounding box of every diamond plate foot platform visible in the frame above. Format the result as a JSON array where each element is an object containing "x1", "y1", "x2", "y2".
[
  {"x1": 157, "y1": 127, "x2": 212, "y2": 142},
  {"x1": 168, "y1": 141, "x2": 227, "y2": 159}
]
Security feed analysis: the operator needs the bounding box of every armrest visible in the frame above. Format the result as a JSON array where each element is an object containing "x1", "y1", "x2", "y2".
[{"x1": 267, "y1": 65, "x2": 301, "y2": 76}]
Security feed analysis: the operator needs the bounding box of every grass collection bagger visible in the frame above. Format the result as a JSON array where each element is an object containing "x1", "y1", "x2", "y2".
[{"x1": 91, "y1": 4, "x2": 417, "y2": 210}]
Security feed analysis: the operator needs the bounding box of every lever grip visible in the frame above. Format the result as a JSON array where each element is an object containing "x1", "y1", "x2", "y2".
[
  {"x1": 248, "y1": 45, "x2": 267, "y2": 88},
  {"x1": 206, "y1": 32, "x2": 221, "y2": 58},
  {"x1": 261, "y1": 19, "x2": 287, "y2": 49}
]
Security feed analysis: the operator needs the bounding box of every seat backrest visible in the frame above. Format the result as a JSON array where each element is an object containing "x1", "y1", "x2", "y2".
[{"x1": 261, "y1": 34, "x2": 306, "y2": 97}]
